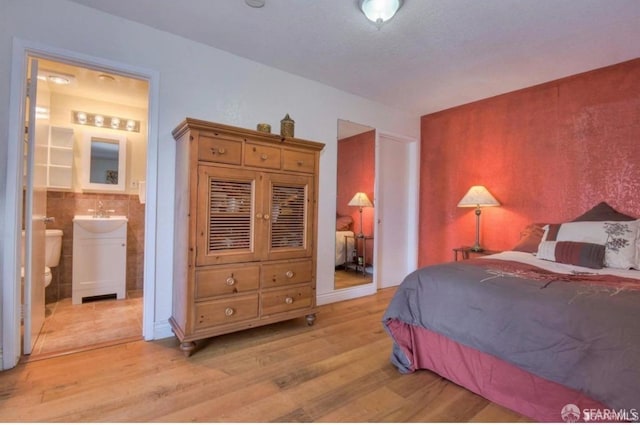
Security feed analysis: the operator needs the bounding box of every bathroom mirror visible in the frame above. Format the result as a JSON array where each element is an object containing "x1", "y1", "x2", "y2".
[
  {"x1": 81, "y1": 132, "x2": 127, "y2": 192},
  {"x1": 334, "y1": 119, "x2": 376, "y2": 290}
]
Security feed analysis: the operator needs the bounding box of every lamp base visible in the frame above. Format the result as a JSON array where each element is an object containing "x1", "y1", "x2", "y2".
[{"x1": 471, "y1": 208, "x2": 483, "y2": 253}]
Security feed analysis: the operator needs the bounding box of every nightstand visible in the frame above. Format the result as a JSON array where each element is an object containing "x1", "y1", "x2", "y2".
[
  {"x1": 344, "y1": 234, "x2": 374, "y2": 276},
  {"x1": 453, "y1": 246, "x2": 500, "y2": 262}
]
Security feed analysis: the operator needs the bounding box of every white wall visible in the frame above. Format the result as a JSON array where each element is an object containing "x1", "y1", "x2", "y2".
[{"x1": 0, "y1": 0, "x2": 419, "y2": 344}]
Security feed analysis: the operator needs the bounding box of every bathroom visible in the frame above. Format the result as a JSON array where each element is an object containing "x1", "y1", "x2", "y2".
[{"x1": 23, "y1": 57, "x2": 149, "y2": 358}]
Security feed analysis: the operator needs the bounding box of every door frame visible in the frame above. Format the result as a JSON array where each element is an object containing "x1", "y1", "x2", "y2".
[
  {"x1": 374, "y1": 131, "x2": 419, "y2": 289},
  {"x1": 2, "y1": 38, "x2": 160, "y2": 370}
]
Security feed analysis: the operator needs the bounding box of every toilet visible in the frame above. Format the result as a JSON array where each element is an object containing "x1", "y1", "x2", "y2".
[{"x1": 21, "y1": 229, "x2": 64, "y2": 288}]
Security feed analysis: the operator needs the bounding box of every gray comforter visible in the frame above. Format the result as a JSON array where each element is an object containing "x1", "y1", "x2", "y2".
[{"x1": 382, "y1": 258, "x2": 640, "y2": 411}]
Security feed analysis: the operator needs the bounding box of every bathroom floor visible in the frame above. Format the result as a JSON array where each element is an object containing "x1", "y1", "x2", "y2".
[{"x1": 28, "y1": 290, "x2": 143, "y2": 359}]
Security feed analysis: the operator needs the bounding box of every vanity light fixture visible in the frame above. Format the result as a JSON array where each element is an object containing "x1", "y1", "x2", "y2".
[
  {"x1": 359, "y1": 0, "x2": 403, "y2": 28},
  {"x1": 76, "y1": 112, "x2": 87, "y2": 124},
  {"x1": 72, "y1": 110, "x2": 140, "y2": 133}
]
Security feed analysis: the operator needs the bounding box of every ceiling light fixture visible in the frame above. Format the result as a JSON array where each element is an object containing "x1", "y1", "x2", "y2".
[
  {"x1": 39, "y1": 69, "x2": 75, "y2": 85},
  {"x1": 245, "y1": 0, "x2": 265, "y2": 8},
  {"x1": 97, "y1": 73, "x2": 116, "y2": 82},
  {"x1": 359, "y1": 0, "x2": 403, "y2": 28}
]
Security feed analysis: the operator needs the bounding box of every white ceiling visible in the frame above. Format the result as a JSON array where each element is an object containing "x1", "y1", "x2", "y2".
[
  {"x1": 68, "y1": 0, "x2": 640, "y2": 115},
  {"x1": 38, "y1": 58, "x2": 149, "y2": 109}
]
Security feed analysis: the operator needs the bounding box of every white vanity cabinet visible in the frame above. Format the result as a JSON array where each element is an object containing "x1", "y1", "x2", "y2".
[{"x1": 72, "y1": 216, "x2": 128, "y2": 304}]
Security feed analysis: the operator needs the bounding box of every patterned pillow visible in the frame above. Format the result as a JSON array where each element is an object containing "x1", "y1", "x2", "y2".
[
  {"x1": 538, "y1": 220, "x2": 640, "y2": 269},
  {"x1": 537, "y1": 241, "x2": 605, "y2": 269}
]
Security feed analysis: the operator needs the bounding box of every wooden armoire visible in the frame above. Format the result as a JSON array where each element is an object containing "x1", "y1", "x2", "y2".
[{"x1": 171, "y1": 118, "x2": 324, "y2": 356}]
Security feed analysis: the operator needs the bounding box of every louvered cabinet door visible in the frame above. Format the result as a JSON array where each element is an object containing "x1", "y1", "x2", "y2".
[
  {"x1": 196, "y1": 166, "x2": 260, "y2": 266},
  {"x1": 264, "y1": 173, "x2": 314, "y2": 261}
]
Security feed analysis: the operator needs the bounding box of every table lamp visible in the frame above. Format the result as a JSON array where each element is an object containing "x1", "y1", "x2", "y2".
[
  {"x1": 457, "y1": 185, "x2": 500, "y2": 252},
  {"x1": 348, "y1": 192, "x2": 373, "y2": 237}
]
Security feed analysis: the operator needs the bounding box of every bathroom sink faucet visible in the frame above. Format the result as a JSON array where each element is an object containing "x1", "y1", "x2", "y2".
[{"x1": 89, "y1": 201, "x2": 115, "y2": 218}]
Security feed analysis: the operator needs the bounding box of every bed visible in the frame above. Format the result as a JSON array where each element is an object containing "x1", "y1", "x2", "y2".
[
  {"x1": 335, "y1": 214, "x2": 355, "y2": 267},
  {"x1": 335, "y1": 230, "x2": 355, "y2": 266},
  {"x1": 383, "y1": 204, "x2": 640, "y2": 422}
]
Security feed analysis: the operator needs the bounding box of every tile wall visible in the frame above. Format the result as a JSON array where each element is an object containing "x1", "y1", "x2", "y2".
[{"x1": 45, "y1": 191, "x2": 145, "y2": 304}]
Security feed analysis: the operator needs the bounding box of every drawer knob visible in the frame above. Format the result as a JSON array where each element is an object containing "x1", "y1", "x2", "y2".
[
  {"x1": 225, "y1": 277, "x2": 236, "y2": 286},
  {"x1": 263, "y1": 214, "x2": 270, "y2": 220},
  {"x1": 285, "y1": 270, "x2": 294, "y2": 278},
  {"x1": 224, "y1": 307, "x2": 235, "y2": 317},
  {"x1": 285, "y1": 297, "x2": 294, "y2": 304},
  {"x1": 260, "y1": 153, "x2": 268, "y2": 160},
  {"x1": 297, "y1": 160, "x2": 304, "y2": 166},
  {"x1": 210, "y1": 147, "x2": 227, "y2": 155},
  {"x1": 256, "y1": 213, "x2": 263, "y2": 219}
]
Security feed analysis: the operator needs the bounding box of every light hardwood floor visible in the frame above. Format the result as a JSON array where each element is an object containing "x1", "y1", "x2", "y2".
[
  {"x1": 1, "y1": 288, "x2": 530, "y2": 422},
  {"x1": 29, "y1": 292, "x2": 143, "y2": 358},
  {"x1": 334, "y1": 269, "x2": 372, "y2": 289}
]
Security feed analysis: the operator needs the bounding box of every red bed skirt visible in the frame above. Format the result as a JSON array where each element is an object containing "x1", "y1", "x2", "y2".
[{"x1": 386, "y1": 319, "x2": 611, "y2": 422}]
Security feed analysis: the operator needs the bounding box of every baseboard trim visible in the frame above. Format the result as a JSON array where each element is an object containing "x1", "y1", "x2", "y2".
[
  {"x1": 316, "y1": 284, "x2": 377, "y2": 306},
  {"x1": 152, "y1": 320, "x2": 174, "y2": 340}
]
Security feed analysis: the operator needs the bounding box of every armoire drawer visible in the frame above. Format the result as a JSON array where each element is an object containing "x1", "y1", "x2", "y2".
[
  {"x1": 282, "y1": 149, "x2": 315, "y2": 174},
  {"x1": 198, "y1": 134, "x2": 242, "y2": 165},
  {"x1": 261, "y1": 285, "x2": 313, "y2": 316},
  {"x1": 261, "y1": 260, "x2": 313, "y2": 288},
  {"x1": 194, "y1": 294, "x2": 259, "y2": 330},
  {"x1": 244, "y1": 142, "x2": 281, "y2": 169},
  {"x1": 195, "y1": 265, "x2": 260, "y2": 299}
]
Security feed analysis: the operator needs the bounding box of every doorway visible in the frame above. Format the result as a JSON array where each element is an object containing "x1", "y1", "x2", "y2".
[
  {"x1": 4, "y1": 40, "x2": 159, "y2": 369},
  {"x1": 24, "y1": 56, "x2": 148, "y2": 358},
  {"x1": 375, "y1": 132, "x2": 419, "y2": 288}
]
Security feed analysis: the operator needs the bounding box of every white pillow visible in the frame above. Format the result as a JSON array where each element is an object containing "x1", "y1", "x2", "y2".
[
  {"x1": 537, "y1": 241, "x2": 557, "y2": 262},
  {"x1": 538, "y1": 220, "x2": 640, "y2": 269}
]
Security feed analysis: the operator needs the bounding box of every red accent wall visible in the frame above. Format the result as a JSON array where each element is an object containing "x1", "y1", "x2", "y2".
[
  {"x1": 337, "y1": 130, "x2": 375, "y2": 261},
  {"x1": 419, "y1": 58, "x2": 640, "y2": 266}
]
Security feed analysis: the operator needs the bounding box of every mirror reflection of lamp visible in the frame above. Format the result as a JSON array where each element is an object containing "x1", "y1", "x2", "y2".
[
  {"x1": 457, "y1": 185, "x2": 500, "y2": 252},
  {"x1": 126, "y1": 120, "x2": 136, "y2": 131},
  {"x1": 348, "y1": 192, "x2": 373, "y2": 237},
  {"x1": 110, "y1": 117, "x2": 120, "y2": 129},
  {"x1": 94, "y1": 115, "x2": 104, "y2": 127}
]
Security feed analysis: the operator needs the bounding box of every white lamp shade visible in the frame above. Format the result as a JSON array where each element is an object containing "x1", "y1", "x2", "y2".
[
  {"x1": 457, "y1": 185, "x2": 500, "y2": 208},
  {"x1": 348, "y1": 192, "x2": 373, "y2": 208}
]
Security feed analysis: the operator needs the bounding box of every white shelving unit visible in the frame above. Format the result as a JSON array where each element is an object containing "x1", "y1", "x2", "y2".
[{"x1": 47, "y1": 126, "x2": 74, "y2": 189}]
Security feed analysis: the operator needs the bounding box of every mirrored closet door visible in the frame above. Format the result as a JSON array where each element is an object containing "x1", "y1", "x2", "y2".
[{"x1": 334, "y1": 119, "x2": 375, "y2": 290}]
